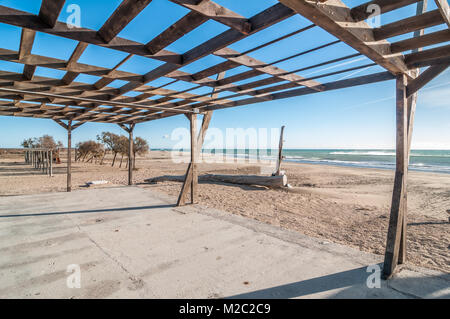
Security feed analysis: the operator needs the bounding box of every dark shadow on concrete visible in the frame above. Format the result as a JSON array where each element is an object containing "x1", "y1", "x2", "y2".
[
  {"x1": 0, "y1": 204, "x2": 175, "y2": 218},
  {"x1": 227, "y1": 266, "x2": 370, "y2": 299},
  {"x1": 227, "y1": 265, "x2": 450, "y2": 299}
]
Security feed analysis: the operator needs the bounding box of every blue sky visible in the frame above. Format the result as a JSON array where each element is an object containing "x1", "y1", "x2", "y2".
[{"x1": 0, "y1": 0, "x2": 449, "y2": 149}]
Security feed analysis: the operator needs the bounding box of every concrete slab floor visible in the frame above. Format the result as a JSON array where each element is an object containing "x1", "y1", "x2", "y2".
[{"x1": 0, "y1": 186, "x2": 448, "y2": 299}]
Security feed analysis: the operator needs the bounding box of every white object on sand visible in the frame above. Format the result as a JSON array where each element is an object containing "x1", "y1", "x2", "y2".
[{"x1": 86, "y1": 180, "x2": 109, "y2": 187}]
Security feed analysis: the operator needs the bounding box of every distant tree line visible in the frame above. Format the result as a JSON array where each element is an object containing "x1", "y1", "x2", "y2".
[
  {"x1": 21, "y1": 132, "x2": 149, "y2": 168},
  {"x1": 76, "y1": 132, "x2": 149, "y2": 168},
  {"x1": 21, "y1": 135, "x2": 63, "y2": 150}
]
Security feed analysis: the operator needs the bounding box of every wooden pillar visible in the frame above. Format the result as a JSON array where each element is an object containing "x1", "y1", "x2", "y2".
[
  {"x1": 275, "y1": 126, "x2": 285, "y2": 176},
  {"x1": 190, "y1": 113, "x2": 198, "y2": 204},
  {"x1": 67, "y1": 121, "x2": 72, "y2": 192},
  {"x1": 49, "y1": 150, "x2": 53, "y2": 177},
  {"x1": 128, "y1": 124, "x2": 135, "y2": 186},
  {"x1": 383, "y1": 74, "x2": 408, "y2": 279}
]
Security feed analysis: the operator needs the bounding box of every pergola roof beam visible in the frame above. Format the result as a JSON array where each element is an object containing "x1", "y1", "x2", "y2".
[
  {"x1": 98, "y1": 0, "x2": 153, "y2": 43},
  {"x1": 350, "y1": 0, "x2": 422, "y2": 22},
  {"x1": 0, "y1": 5, "x2": 182, "y2": 65},
  {"x1": 39, "y1": 0, "x2": 66, "y2": 28},
  {"x1": 390, "y1": 29, "x2": 450, "y2": 54},
  {"x1": 169, "y1": 0, "x2": 252, "y2": 34},
  {"x1": 373, "y1": 10, "x2": 444, "y2": 41},
  {"x1": 278, "y1": 0, "x2": 411, "y2": 76}
]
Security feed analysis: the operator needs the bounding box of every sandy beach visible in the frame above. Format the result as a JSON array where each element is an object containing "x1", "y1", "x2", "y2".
[{"x1": 0, "y1": 150, "x2": 449, "y2": 273}]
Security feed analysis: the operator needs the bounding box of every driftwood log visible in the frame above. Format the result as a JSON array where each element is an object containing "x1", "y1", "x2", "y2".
[{"x1": 146, "y1": 174, "x2": 288, "y2": 189}]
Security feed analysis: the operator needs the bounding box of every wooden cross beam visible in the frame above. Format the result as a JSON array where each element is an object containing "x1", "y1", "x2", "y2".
[
  {"x1": 39, "y1": 0, "x2": 66, "y2": 28},
  {"x1": 391, "y1": 29, "x2": 450, "y2": 54},
  {"x1": 373, "y1": 10, "x2": 444, "y2": 41},
  {"x1": 278, "y1": 0, "x2": 411, "y2": 76},
  {"x1": 98, "y1": 0, "x2": 153, "y2": 43},
  {"x1": 406, "y1": 64, "x2": 449, "y2": 97},
  {"x1": 19, "y1": 29, "x2": 37, "y2": 81},
  {"x1": 169, "y1": 0, "x2": 252, "y2": 34},
  {"x1": 350, "y1": 0, "x2": 422, "y2": 21}
]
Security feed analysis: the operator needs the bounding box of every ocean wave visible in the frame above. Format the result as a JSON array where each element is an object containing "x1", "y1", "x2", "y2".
[
  {"x1": 330, "y1": 151, "x2": 395, "y2": 156},
  {"x1": 329, "y1": 151, "x2": 450, "y2": 157}
]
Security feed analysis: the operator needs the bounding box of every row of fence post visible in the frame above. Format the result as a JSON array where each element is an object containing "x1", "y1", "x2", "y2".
[{"x1": 24, "y1": 149, "x2": 53, "y2": 177}]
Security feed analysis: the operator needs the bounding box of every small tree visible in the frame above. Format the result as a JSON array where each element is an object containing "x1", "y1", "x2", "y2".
[
  {"x1": 21, "y1": 138, "x2": 38, "y2": 148},
  {"x1": 76, "y1": 141, "x2": 104, "y2": 163},
  {"x1": 117, "y1": 136, "x2": 129, "y2": 168},
  {"x1": 133, "y1": 137, "x2": 149, "y2": 167},
  {"x1": 21, "y1": 135, "x2": 62, "y2": 150},
  {"x1": 97, "y1": 132, "x2": 123, "y2": 166}
]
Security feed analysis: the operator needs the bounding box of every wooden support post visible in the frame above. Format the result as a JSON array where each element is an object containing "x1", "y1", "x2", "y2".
[
  {"x1": 177, "y1": 72, "x2": 225, "y2": 206},
  {"x1": 383, "y1": 74, "x2": 409, "y2": 279},
  {"x1": 275, "y1": 125, "x2": 286, "y2": 176},
  {"x1": 398, "y1": 0, "x2": 427, "y2": 265},
  {"x1": 177, "y1": 113, "x2": 208, "y2": 206},
  {"x1": 49, "y1": 150, "x2": 53, "y2": 177},
  {"x1": 128, "y1": 124, "x2": 135, "y2": 186},
  {"x1": 67, "y1": 121, "x2": 72, "y2": 192},
  {"x1": 190, "y1": 113, "x2": 198, "y2": 204}
]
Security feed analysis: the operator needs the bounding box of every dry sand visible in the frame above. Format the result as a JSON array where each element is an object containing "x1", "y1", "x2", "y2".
[{"x1": 0, "y1": 150, "x2": 449, "y2": 273}]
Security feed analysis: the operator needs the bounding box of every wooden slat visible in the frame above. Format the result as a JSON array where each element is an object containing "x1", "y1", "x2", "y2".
[
  {"x1": 18, "y1": 29, "x2": 36, "y2": 60},
  {"x1": 62, "y1": 42, "x2": 88, "y2": 85},
  {"x1": 435, "y1": 0, "x2": 450, "y2": 27},
  {"x1": 146, "y1": 11, "x2": 209, "y2": 55},
  {"x1": 405, "y1": 44, "x2": 450, "y2": 67},
  {"x1": 391, "y1": 29, "x2": 450, "y2": 53},
  {"x1": 169, "y1": 0, "x2": 251, "y2": 34},
  {"x1": 19, "y1": 29, "x2": 37, "y2": 81},
  {"x1": 373, "y1": 10, "x2": 444, "y2": 41},
  {"x1": 406, "y1": 64, "x2": 449, "y2": 97},
  {"x1": 195, "y1": 72, "x2": 395, "y2": 113},
  {"x1": 0, "y1": 5, "x2": 182, "y2": 65},
  {"x1": 277, "y1": 0, "x2": 411, "y2": 76},
  {"x1": 113, "y1": 3, "x2": 294, "y2": 96},
  {"x1": 98, "y1": 0, "x2": 153, "y2": 43},
  {"x1": 213, "y1": 47, "x2": 324, "y2": 91},
  {"x1": 351, "y1": 0, "x2": 421, "y2": 22},
  {"x1": 22, "y1": 65, "x2": 36, "y2": 81},
  {"x1": 0, "y1": 49, "x2": 234, "y2": 109},
  {"x1": 39, "y1": 0, "x2": 66, "y2": 28}
]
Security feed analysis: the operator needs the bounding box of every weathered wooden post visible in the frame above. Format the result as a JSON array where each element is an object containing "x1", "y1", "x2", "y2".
[
  {"x1": 67, "y1": 121, "x2": 72, "y2": 192},
  {"x1": 383, "y1": 74, "x2": 408, "y2": 279},
  {"x1": 128, "y1": 124, "x2": 135, "y2": 186},
  {"x1": 274, "y1": 125, "x2": 285, "y2": 176},
  {"x1": 190, "y1": 113, "x2": 198, "y2": 204},
  {"x1": 49, "y1": 150, "x2": 53, "y2": 177}
]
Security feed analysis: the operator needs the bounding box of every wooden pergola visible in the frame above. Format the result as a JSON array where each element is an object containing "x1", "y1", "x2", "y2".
[{"x1": 0, "y1": 0, "x2": 449, "y2": 279}]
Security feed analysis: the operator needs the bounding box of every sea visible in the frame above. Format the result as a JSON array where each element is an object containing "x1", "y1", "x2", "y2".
[{"x1": 162, "y1": 149, "x2": 450, "y2": 174}]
